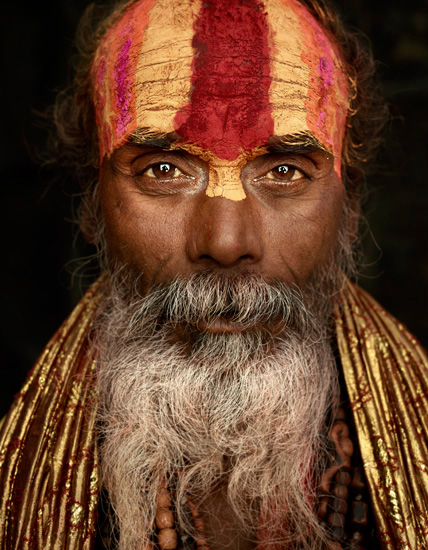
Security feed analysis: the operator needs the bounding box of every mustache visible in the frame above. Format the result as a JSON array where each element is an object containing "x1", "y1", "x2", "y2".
[{"x1": 121, "y1": 270, "x2": 312, "y2": 331}]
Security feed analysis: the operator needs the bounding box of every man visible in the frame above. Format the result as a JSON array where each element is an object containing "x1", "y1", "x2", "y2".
[{"x1": 1, "y1": 0, "x2": 427, "y2": 549}]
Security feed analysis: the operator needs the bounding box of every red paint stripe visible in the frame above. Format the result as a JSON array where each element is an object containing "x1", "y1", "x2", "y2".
[{"x1": 174, "y1": 0, "x2": 274, "y2": 161}]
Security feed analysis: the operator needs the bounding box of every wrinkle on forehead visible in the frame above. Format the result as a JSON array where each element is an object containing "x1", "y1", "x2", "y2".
[{"x1": 264, "y1": 0, "x2": 310, "y2": 137}]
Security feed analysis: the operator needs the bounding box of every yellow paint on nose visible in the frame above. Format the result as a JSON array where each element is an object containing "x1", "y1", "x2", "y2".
[
  {"x1": 206, "y1": 161, "x2": 247, "y2": 202},
  {"x1": 169, "y1": 144, "x2": 267, "y2": 202}
]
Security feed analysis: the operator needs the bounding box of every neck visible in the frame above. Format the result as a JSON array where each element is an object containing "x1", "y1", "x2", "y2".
[{"x1": 198, "y1": 487, "x2": 257, "y2": 550}]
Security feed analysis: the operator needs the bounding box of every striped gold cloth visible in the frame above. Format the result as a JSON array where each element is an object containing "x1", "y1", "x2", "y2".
[
  {"x1": 335, "y1": 282, "x2": 428, "y2": 548},
  {"x1": 0, "y1": 279, "x2": 106, "y2": 549},
  {"x1": 0, "y1": 278, "x2": 427, "y2": 548}
]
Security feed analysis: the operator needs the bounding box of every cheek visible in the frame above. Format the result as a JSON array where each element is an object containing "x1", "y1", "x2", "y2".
[
  {"x1": 99, "y1": 181, "x2": 183, "y2": 277},
  {"x1": 264, "y1": 183, "x2": 344, "y2": 283}
]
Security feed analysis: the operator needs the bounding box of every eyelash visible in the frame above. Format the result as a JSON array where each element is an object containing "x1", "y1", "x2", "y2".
[
  {"x1": 136, "y1": 163, "x2": 184, "y2": 179},
  {"x1": 138, "y1": 162, "x2": 306, "y2": 182},
  {"x1": 150, "y1": 165, "x2": 180, "y2": 178},
  {"x1": 262, "y1": 165, "x2": 306, "y2": 184}
]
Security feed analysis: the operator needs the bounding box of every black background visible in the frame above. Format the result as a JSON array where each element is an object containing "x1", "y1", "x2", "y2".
[{"x1": 1, "y1": 1, "x2": 427, "y2": 416}]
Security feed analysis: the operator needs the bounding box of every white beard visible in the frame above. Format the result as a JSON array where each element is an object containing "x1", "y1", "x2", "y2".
[{"x1": 94, "y1": 270, "x2": 340, "y2": 549}]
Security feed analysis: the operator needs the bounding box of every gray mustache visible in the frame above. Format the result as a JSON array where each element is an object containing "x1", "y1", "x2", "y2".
[{"x1": 130, "y1": 271, "x2": 310, "y2": 329}]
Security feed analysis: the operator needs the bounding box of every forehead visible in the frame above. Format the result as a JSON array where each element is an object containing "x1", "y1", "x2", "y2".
[{"x1": 92, "y1": 0, "x2": 349, "y2": 165}]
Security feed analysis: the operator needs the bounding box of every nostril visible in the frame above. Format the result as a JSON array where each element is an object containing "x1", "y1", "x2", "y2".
[
  {"x1": 187, "y1": 196, "x2": 263, "y2": 267},
  {"x1": 198, "y1": 253, "x2": 254, "y2": 267}
]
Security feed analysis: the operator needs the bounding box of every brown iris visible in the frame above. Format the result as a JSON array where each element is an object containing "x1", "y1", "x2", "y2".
[
  {"x1": 271, "y1": 165, "x2": 296, "y2": 181},
  {"x1": 151, "y1": 163, "x2": 177, "y2": 178}
]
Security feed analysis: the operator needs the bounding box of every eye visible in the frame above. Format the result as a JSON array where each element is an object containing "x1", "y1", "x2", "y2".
[
  {"x1": 143, "y1": 163, "x2": 183, "y2": 179},
  {"x1": 265, "y1": 164, "x2": 303, "y2": 183}
]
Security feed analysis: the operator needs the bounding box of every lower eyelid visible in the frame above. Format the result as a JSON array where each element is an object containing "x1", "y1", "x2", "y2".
[
  {"x1": 144, "y1": 167, "x2": 182, "y2": 178},
  {"x1": 261, "y1": 172, "x2": 303, "y2": 182}
]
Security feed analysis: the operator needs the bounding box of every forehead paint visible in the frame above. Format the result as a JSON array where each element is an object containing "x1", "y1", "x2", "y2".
[
  {"x1": 92, "y1": 1, "x2": 152, "y2": 159},
  {"x1": 91, "y1": 0, "x2": 200, "y2": 160},
  {"x1": 265, "y1": 0, "x2": 349, "y2": 174},
  {"x1": 206, "y1": 151, "x2": 267, "y2": 201},
  {"x1": 92, "y1": 0, "x2": 349, "y2": 200},
  {"x1": 173, "y1": 0, "x2": 274, "y2": 164},
  {"x1": 291, "y1": 1, "x2": 349, "y2": 175}
]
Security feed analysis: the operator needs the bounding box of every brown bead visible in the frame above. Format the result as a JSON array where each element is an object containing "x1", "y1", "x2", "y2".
[
  {"x1": 332, "y1": 435, "x2": 351, "y2": 467},
  {"x1": 328, "y1": 512, "x2": 345, "y2": 528},
  {"x1": 317, "y1": 495, "x2": 330, "y2": 520},
  {"x1": 350, "y1": 467, "x2": 366, "y2": 489},
  {"x1": 351, "y1": 501, "x2": 368, "y2": 526},
  {"x1": 350, "y1": 531, "x2": 365, "y2": 543},
  {"x1": 156, "y1": 488, "x2": 172, "y2": 508},
  {"x1": 157, "y1": 528, "x2": 178, "y2": 550},
  {"x1": 330, "y1": 525, "x2": 345, "y2": 541},
  {"x1": 194, "y1": 534, "x2": 210, "y2": 548},
  {"x1": 335, "y1": 470, "x2": 351, "y2": 486},
  {"x1": 319, "y1": 467, "x2": 338, "y2": 493},
  {"x1": 156, "y1": 508, "x2": 175, "y2": 529},
  {"x1": 194, "y1": 517, "x2": 205, "y2": 530},
  {"x1": 332, "y1": 484, "x2": 348, "y2": 500},
  {"x1": 340, "y1": 437, "x2": 354, "y2": 457},
  {"x1": 335, "y1": 407, "x2": 347, "y2": 421},
  {"x1": 333, "y1": 450, "x2": 351, "y2": 469},
  {"x1": 336, "y1": 420, "x2": 350, "y2": 438},
  {"x1": 331, "y1": 497, "x2": 348, "y2": 514}
]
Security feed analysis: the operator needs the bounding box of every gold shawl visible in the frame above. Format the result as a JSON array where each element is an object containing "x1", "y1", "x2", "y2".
[{"x1": 0, "y1": 278, "x2": 427, "y2": 548}]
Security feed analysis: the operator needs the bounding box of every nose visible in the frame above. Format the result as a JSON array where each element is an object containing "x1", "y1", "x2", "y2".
[{"x1": 187, "y1": 195, "x2": 263, "y2": 268}]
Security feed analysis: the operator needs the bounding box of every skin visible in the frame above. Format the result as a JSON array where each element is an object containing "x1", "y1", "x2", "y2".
[
  {"x1": 95, "y1": 0, "x2": 348, "y2": 307},
  {"x1": 100, "y1": 138, "x2": 344, "y2": 299}
]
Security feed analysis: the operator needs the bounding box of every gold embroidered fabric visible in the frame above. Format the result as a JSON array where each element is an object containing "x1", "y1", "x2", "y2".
[
  {"x1": 335, "y1": 279, "x2": 428, "y2": 548},
  {"x1": 0, "y1": 279, "x2": 106, "y2": 549},
  {"x1": 0, "y1": 277, "x2": 427, "y2": 549}
]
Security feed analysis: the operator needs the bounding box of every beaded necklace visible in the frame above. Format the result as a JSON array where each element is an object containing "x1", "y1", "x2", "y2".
[
  {"x1": 95, "y1": 400, "x2": 377, "y2": 550},
  {"x1": 317, "y1": 405, "x2": 374, "y2": 549},
  {"x1": 152, "y1": 404, "x2": 375, "y2": 550}
]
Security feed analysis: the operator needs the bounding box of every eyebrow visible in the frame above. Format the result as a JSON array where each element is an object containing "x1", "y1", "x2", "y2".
[
  {"x1": 267, "y1": 132, "x2": 328, "y2": 155},
  {"x1": 128, "y1": 129, "x2": 327, "y2": 155},
  {"x1": 128, "y1": 130, "x2": 175, "y2": 149}
]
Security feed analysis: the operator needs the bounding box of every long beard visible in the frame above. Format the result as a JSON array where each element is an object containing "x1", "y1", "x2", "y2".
[{"x1": 94, "y1": 267, "x2": 344, "y2": 550}]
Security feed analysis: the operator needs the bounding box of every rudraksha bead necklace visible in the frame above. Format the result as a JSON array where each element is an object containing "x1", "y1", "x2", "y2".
[{"x1": 152, "y1": 406, "x2": 374, "y2": 550}]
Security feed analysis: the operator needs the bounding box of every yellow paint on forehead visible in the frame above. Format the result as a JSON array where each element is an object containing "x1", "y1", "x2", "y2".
[
  {"x1": 264, "y1": 0, "x2": 349, "y2": 171},
  {"x1": 171, "y1": 143, "x2": 268, "y2": 202},
  {"x1": 134, "y1": 0, "x2": 201, "y2": 134},
  {"x1": 264, "y1": 0, "x2": 310, "y2": 137},
  {"x1": 91, "y1": 0, "x2": 201, "y2": 159}
]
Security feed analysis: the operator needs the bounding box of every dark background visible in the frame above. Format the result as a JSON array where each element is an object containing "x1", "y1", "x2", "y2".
[{"x1": 1, "y1": 1, "x2": 427, "y2": 416}]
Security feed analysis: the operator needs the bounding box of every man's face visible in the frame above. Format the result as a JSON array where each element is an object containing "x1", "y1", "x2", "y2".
[
  {"x1": 94, "y1": 0, "x2": 349, "y2": 306},
  {"x1": 93, "y1": 3, "x2": 350, "y2": 540}
]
